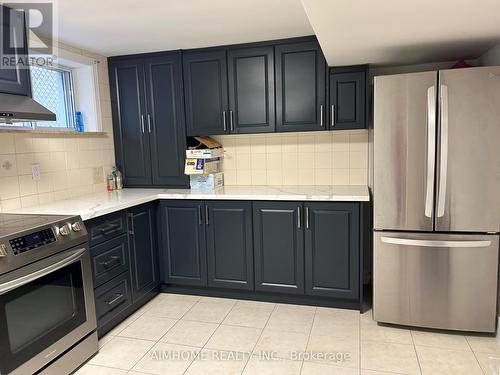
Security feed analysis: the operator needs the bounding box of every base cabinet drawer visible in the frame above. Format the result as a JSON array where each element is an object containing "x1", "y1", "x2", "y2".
[
  {"x1": 94, "y1": 272, "x2": 132, "y2": 328},
  {"x1": 91, "y1": 234, "x2": 130, "y2": 287},
  {"x1": 87, "y1": 212, "x2": 127, "y2": 247}
]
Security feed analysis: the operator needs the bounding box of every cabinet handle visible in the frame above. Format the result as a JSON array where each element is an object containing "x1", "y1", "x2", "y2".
[
  {"x1": 320, "y1": 105, "x2": 324, "y2": 127},
  {"x1": 230, "y1": 110, "x2": 234, "y2": 131},
  {"x1": 198, "y1": 205, "x2": 203, "y2": 225},
  {"x1": 205, "y1": 205, "x2": 209, "y2": 225},
  {"x1": 305, "y1": 207, "x2": 310, "y2": 229},
  {"x1": 99, "y1": 256, "x2": 121, "y2": 270},
  {"x1": 223, "y1": 111, "x2": 227, "y2": 132},
  {"x1": 105, "y1": 293, "x2": 124, "y2": 306},
  {"x1": 147, "y1": 114, "x2": 152, "y2": 133},
  {"x1": 331, "y1": 105, "x2": 335, "y2": 127},
  {"x1": 128, "y1": 213, "x2": 135, "y2": 236},
  {"x1": 297, "y1": 206, "x2": 301, "y2": 229},
  {"x1": 98, "y1": 222, "x2": 120, "y2": 234},
  {"x1": 140, "y1": 114, "x2": 145, "y2": 133}
]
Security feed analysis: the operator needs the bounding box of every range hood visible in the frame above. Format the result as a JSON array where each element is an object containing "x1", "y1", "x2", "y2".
[{"x1": 0, "y1": 93, "x2": 56, "y2": 123}]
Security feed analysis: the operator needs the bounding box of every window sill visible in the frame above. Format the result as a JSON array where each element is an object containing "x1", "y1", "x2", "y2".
[{"x1": 0, "y1": 127, "x2": 106, "y2": 136}]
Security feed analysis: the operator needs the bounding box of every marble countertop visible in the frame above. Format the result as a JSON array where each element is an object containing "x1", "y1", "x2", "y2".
[{"x1": 7, "y1": 185, "x2": 370, "y2": 221}]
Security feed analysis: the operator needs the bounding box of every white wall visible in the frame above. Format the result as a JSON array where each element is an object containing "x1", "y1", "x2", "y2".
[{"x1": 479, "y1": 43, "x2": 500, "y2": 66}]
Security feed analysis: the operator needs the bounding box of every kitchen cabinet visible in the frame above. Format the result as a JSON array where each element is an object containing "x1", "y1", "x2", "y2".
[
  {"x1": 127, "y1": 203, "x2": 159, "y2": 301},
  {"x1": 275, "y1": 41, "x2": 327, "y2": 132},
  {"x1": 329, "y1": 66, "x2": 367, "y2": 130},
  {"x1": 253, "y1": 202, "x2": 304, "y2": 294},
  {"x1": 304, "y1": 202, "x2": 359, "y2": 299},
  {"x1": 109, "y1": 52, "x2": 187, "y2": 187},
  {"x1": 0, "y1": 5, "x2": 31, "y2": 96},
  {"x1": 206, "y1": 201, "x2": 254, "y2": 290}
]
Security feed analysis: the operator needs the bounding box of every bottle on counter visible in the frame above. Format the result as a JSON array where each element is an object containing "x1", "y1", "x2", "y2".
[
  {"x1": 106, "y1": 174, "x2": 115, "y2": 191},
  {"x1": 112, "y1": 166, "x2": 123, "y2": 190}
]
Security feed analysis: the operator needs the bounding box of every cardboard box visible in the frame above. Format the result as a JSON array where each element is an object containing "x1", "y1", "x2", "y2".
[
  {"x1": 190, "y1": 172, "x2": 224, "y2": 191},
  {"x1": 186, "y1": 136, "x2": 224, "y2": 159},
  {"x1": 184, "y1": 158, "x2": 220, "y2": 175}
]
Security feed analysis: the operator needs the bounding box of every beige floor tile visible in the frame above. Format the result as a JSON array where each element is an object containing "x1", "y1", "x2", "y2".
[
  {"x1": 411, "y1": 330, "x2": 470, "y2": 351},
  {"x1": 474, "y1": 351, "x2": 500, "y2": 374},
  {"x1": 306, "y1": 335, "x2": 359, "y2": 368},
  {"x1": 316, "y1": 307, "x2": 360, "y2": 321},
  {"x1": 361, "y1": 319, "x2": 412, "y2": 345},
  {"x1": 199, "y1": 296, "x2": 238, "y2": 305},
  {"x1": 301, "y1": 361, "x2": 360, "y2": 374},
  {"x1": 253, "y1": 329, "x2": 309, "y2": 360},
  {"x1": 466, "y1": 335, "x2": 500, "y2": 354},
  {"x1": 223, "y1": 305, "x2": 273, "y2": 328},
  {"x1": 182, "y1": 301, "x2": 234, "y2": 323},
  {"x1": 88, "y1": 337, "x2": 155, "y2": 370},
  {"x1": 234, "y1": 299, "x2": 276, "y2": 311},
  {"x1": 117, "y1": 315, "x2": 177, "y2": 341},
  {"x1": 205, "y1": 324, "x2": 262, "y2": 352},
  {"x1": 74, "y1": 363, "x2": 127, "y2": 375},
  {"x1": 242, "y1": 356, "x2": 302, "y2": 375},
  {"x1": 184, "y1": 349, "x2": 250, "y2": 375},
  {"x1": 106, "y1": 308, "x2": 144, "y2": 335},
  {"x1": 361, "y1": 370, "x2": 403, "y2": 375},
  {"x1": 415, "y1": 345, "x2": 482, "y2": 375},
  {"x1": 97, "y1": 334, "x2": 115, "y2": 349},
  {"x1": 132, "y1": 342, "x2": 200, "y2": 375},
  {"x1": 144, "y1": 298, "x2": 197, "y2": 319},
  {"x1": 361, "y1": 341, "x2": 420, "y2": 374},
  {"x1": 156, "y1": 293, "x2": 201, "y2": 303},
  {"x1": 161, "y1": 320, "x2": 219, "y2": 347},
  {"x1": 266, "y1": 305, "x2": 315, "y2": 334},
  {"x1": 312, "y1": 313, "x2": 360, "y2": 339}
]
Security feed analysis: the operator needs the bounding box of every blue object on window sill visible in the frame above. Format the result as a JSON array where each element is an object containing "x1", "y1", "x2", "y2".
[{"x1": 75, "y1": 111, "x2": 84, "y2": 132}]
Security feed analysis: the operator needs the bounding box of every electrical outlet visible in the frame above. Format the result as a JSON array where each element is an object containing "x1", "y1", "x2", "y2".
[
  {"x1": 93, "y1": 167, "x2": 104, "y2": 184},
  {"x1": 31, "y1": 164, "x2": 41, "y2": 181}
]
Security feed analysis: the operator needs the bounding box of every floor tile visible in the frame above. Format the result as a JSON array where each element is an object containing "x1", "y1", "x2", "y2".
[
  {"x1": 466, "y1": 335, "x2": 500, "y2": 354},
  {"x1": 182, "y1": 301, "x2": 234, "y2": 323},
  {"x1": 242, "y1": 356, "x2": 302, "y2": 375},
  {"x1": 184, "y1": 349, "x2": 250, "y2": 375},
  {"x1": 306, "y1": 335, "x2": 359, "y2": 368},
  {"x1": 74, "y1": 363, "x2": 127, "y2": 374},
  {"x1": 475, "y1": 351, "x2": 500, "y2": 374},
  {"x1": 89, "y1": 336, "x2": 155, "y2": 370},
  {"x1": 316, "y1": 307, "x2": 360, "y2": 321},
  {"x1": 117, "y1": 315, "x2": 177, "y2": 341},
  {"x1": 97, "y1": 334, "x2": 115, "y2": 349},
  {"x1": 266, "y1": 305, "x2": 315, "y2": 334},
  {"x1": 361, "y1": 341, "x2": 420, "y2": 374},
  {"x1": 199, "y1": 296, "x2": 238, "y2": 305},
  {"x1": 360, "y1": 370, "x2": 404, "y2": 375},
  {"x1": 301, "y1": 361, "x2": 360, "y2": 374},
  {"x1": 106, "y1": 308, "x2": 144, "y2": 336},
  {"x1": 361, "y1": 318, "x2": 412, "y2": 345},
  {"x1": 415, "y1": 345, "x2": 482, "y2": 375},
  {"x1": 223, "y1": 304, "x2": 273, "y2": 328},
  {"x1": 312, "y1": 312, "x2": 360, "y2": 339},
  {"x1": 144, "y1": 298, "x2": 197, "y2": 319},
  {"x1": 205, "y1": 324, "x2": 262, "y2": 352},
  {"x1": 253, "y1": 329, "x2": 309, "y2": 360},
  {"x1": 155, "y1": 293, "x2": 201, "y2": 303},
  {"x1": 234, "y1": 299, "x2": 276, "y2": 311},
  {"x1": 411, "y1": 330, "x2": 470, "y2": 351},
  {"x1": 160, "y1": 320, "x2": 219, "y2": 347},
  {"x1": 132, "y1": 342, "x2": 201, "y2": 375}
]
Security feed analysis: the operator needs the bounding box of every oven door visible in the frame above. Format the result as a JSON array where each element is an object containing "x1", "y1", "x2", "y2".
[{"x1": 0, "y1": 245, "x2": 97, "y2": 375}]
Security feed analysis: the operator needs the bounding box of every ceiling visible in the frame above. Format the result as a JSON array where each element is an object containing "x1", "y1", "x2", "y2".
[
  {"x1": 55, "y1": 0, "x2": 314, "y2": 56},
  {"x1": 301, "y1": 0, "x2": 500, "y2": 66}
]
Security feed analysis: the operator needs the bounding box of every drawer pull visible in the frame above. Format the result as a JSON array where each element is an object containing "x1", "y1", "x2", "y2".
[
  {"x1": 105, "y1": 293, "x2": 124, "y2": 306},
  {"x1": 99, "y1": 256, "x2": 121, "y2": 270},
  {"x1": 98, "y1": 223, "x2": 120, "y2": 234}
]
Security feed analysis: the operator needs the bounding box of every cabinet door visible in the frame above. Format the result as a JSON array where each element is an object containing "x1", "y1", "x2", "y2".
[
  {"x1": 144, "y1": 53, "x2": 187, "y2": 187},
  {"x1": 206, "y1": 201, "x2": 253, "y2": 290},
  {"x1": 253, "y1": 202, "x2": 304, "y2": 294},
  {"x1": 0, "y1": 6, "x2": 31, "y2": 96},
  {"x1": 329, "y1": 71, "x2": 366, "y2": 130},
  {"x1": 127, "y1": 203, "x2": 158, "y2": 301},
  {"x1": 109, "y1": 59, "x2": 152, "y2": 186},
  {"x1": 304, "y1": 202, "x2": 359, "y2": 299},
  {"x1": 183, "y1": 50, "x2": 228, "y2": 136},
  {"x1": 159, "y1": 201, "x2": 207, "y2": 286},
  {"x1": 275, "y1": 41, "x2": 326, "y2": 132},
  {"x1": 227, "y1": 46, "x2": 275, "y2": 133}
]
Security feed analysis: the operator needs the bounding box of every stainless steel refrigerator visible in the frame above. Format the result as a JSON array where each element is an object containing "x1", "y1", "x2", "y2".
[{"x1": 373, "y1": 66, "x2": 500, "y2": 332}]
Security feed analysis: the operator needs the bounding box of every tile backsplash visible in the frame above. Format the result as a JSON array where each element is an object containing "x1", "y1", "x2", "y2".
[{"x1": 212, "y1": 130, "x2": 368, "y2": 186}]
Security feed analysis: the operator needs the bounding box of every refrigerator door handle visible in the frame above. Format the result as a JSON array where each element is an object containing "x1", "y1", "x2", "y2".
[
  {"x1": 380, "y1": 236, "x2": 491, "y2": 248},
  {"x1": 437, "y1": 84, "x2": 449, "y2": 217},
  {"x1": 425, "y1": 86, "x2": 436, "y2": 218}
]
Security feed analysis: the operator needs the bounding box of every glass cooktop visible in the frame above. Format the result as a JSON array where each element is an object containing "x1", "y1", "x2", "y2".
[{"x1": 0, "y1": 213, "x2": 73, "y2": 238}]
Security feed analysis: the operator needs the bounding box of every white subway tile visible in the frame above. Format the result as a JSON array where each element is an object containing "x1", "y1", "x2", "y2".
[
  {"x1": 236, "y1": 169, "x2": 252, "y2": 185},
  {"x1": 251, "y1": 170, "x2": 267, "y2": 185},
  {"x1": 298, "y1": 169, "x2": 314, "y2": 186},
  {"x1": 0, "y1": 154, "x2": 18, "y2": 177},
  {"x1": 0, "y1": 176, "x2": 20, "y2": 199},
  {"x1": 14, "y1": 134, "x2": 33, "y2": 153},
  {"x1": 266, "y1": 169, "x2": 283, "y2": 185},
  {"x1": 0, "y1": 134, "x2": 15, "y2": 154},
  {"x1": 1, "y1": 197, "x2": 21, "y2": 211},
  {"x1": 18, "y1": 175, "x2": 37, "y2": 196}
]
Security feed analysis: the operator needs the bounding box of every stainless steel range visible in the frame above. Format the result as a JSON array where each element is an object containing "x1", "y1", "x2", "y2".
[{"x1": 0, "y1": 214, "x2": 97, "y2": 375}]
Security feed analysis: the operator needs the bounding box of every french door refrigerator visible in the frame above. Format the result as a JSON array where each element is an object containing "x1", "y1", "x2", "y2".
[{"x1": 373, "y1": 66, "x2": 500, "y2": 332}]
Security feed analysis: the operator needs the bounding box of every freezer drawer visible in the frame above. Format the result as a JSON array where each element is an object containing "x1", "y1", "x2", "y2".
[{"x1": 373, "y1": 231, "x2": 499, "y2": 332}]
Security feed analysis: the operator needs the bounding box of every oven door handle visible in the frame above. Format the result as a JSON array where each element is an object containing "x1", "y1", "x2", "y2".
[{"x1": 0, "y1": 248, "x2": 86, "y2": 295}]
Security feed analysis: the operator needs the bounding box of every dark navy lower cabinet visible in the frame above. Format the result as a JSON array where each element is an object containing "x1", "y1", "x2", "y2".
[
  {"x1": 304, "y1": 202, "x2": 360, "y2": 299},
  {"x1": 253, "y1": 201, "x2": 305, "y2": 295},
  {"x1": 206, "y1": 201, "x2": 254, "y2": 290}
]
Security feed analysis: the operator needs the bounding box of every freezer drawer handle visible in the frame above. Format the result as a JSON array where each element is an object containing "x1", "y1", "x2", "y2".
[{"x1": 380, "y1": 237, "x2": 491, "y2": 248}]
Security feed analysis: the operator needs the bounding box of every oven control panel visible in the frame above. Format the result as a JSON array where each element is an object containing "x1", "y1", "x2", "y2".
[{"x1": 9, "y1": 228, "x2": 57, "y2": 255}]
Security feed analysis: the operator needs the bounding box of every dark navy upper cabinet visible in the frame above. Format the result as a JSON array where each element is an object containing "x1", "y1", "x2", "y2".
[
  {"x1": 253, "y1": 201, "x2": 304, "y2": 295},
  {"x1": 206, "y1": 201, "x2": 254, "y2": 290},
  {"x1": 304, "y1": 202, "x2": 359, "y2": 299},
  {"x1": 183, "y1": 50, "x2": 228, "y2": 136},
  {"x1": 159, "y1": 201, "x2": 208, "y2": 286},
  {"x1": 329, "y1": 67, "x2": 367, "y2": 130},
  {"x1": 227, "y1": 46, "x2": 275, "y2": 133},
  {"x1": 144, "y1": 54, "x2": 187, "y2": 186},
  {"x1": 109, "y1": 52, "x2": 187, "y2": 187},
  {"x1": 275, "y1": 41, "x2": 327, "y2": 132},
  {"x1": 0, "y1": 6, "x2": 31, "y2": 96}
]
